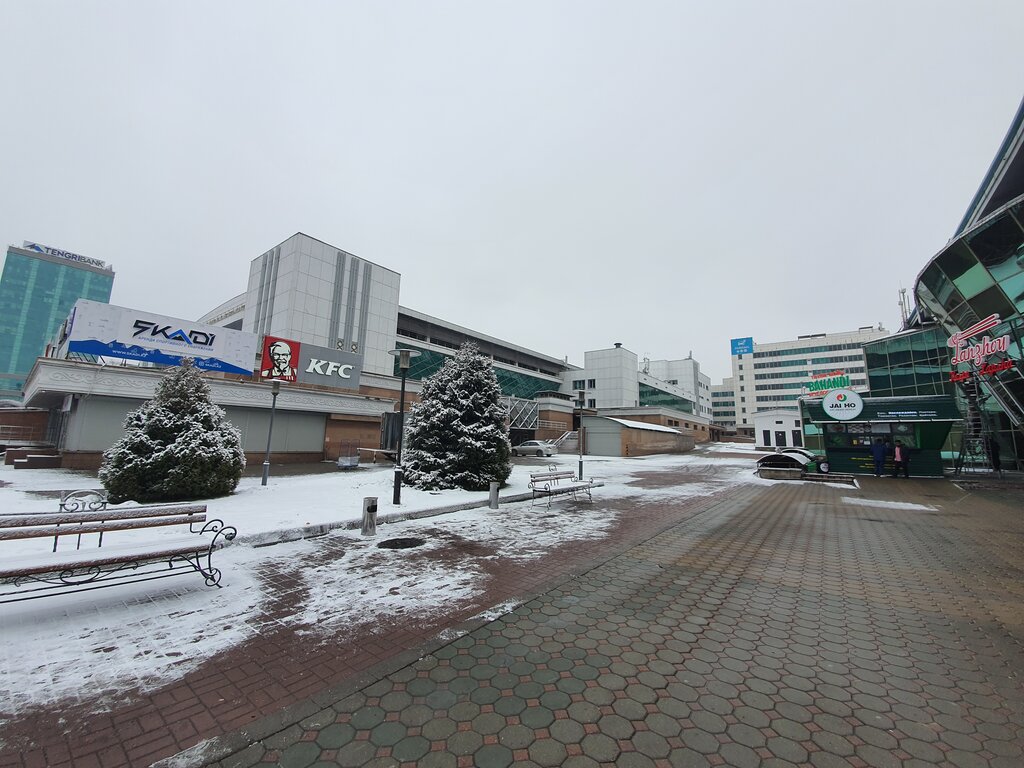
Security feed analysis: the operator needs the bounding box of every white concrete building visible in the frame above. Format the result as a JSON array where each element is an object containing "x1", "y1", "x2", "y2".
[
  {"x1": 242, "y1": 233, "x2": 401, "y2": 376},
  {"x1": 645, "y1": 357, "x2": 712, "y2": 419},
  {"x1": 711, "y1": 376, "x2": 737, "y2": 432},
  {"x1": 730, "y1": 326, "x2": 890, "y2": 436},
  {"x1": 753, "y1": 408, "x2": 805, "y2": 450}
]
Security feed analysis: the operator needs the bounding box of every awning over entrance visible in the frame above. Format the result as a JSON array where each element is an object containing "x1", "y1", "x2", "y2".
[
  {"x1": 801, "y1": 395, "x2": 962, "y2": 424},
  {"x1": 800, "y1": 395, "x2": 962, "y2": 477}
]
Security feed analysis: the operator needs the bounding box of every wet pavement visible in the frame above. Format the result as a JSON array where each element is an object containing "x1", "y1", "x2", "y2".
[
  {"x1": 4, "y1": 466, "x2": 1024, "y2": 768},
  {"x1": 186, "y1": 477, "x2": 1024, "y2": 768}
]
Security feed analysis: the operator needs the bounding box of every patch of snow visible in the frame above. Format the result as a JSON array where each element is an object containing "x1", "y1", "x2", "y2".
[
  {"x1": 840, "y1": 497, "x2": 937, "y2": 511},
  {"x1": 0, "y1": 544, "x2": 263, "y2": 717},
  {"x1": 0, "y1": 446, "x2": 766, "y2": 719}
]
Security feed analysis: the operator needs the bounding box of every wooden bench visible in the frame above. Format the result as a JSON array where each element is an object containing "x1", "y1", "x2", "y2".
[
  {"x1": 357, "y1": 447, "x2": 397, "y2": 464},
  {"x1": 0, "y1": 490, "x2": 237, "y2": 604},
  {"x1": 528, "y1": 469, "x2": 601, "y2": 507}
]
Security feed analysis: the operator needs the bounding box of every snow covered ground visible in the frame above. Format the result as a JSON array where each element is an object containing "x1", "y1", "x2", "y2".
[{"x1": 0, "y1": 444, "x2": 770, "y2": 720}]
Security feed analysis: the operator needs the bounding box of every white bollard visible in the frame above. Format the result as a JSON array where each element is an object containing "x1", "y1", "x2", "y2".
[
  {"x1": 489, "y1": 481, "x2": 499, "y2": 509},
  {"x1": 361, "y1": 497, "x2": 378, "y2": 536}
]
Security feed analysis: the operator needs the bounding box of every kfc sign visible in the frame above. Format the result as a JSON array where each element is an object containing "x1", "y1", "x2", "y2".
[
  {"x1": 260, "y1": 336, "x2": 363, "y2": 390},
  {"x1": 261, "y1": 337, "x2": 300, "y2": 382},
  {"x1": 306, "y1": 358, "x2": 355, "y2": 378}
]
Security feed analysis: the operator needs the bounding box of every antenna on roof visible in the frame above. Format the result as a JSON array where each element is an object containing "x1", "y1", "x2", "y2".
[{"x1": 898, "y1": 287, "x2": 910, "y2": 328}]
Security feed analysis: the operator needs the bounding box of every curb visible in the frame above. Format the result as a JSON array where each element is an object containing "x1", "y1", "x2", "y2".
[{"x1": 235, "y1": 491, "x2": 536, "y2": 548}]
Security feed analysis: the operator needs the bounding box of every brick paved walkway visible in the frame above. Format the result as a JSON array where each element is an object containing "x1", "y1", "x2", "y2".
[
  {"x1": 2, "y1": 465, "x2": 731, "y2": 768},
  {"x1": 187, "y1": 477, "x2": 1024, "y2": 768}
]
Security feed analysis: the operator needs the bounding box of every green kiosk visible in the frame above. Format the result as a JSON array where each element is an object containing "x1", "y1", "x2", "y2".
[{"x1": 800, "y1": 391, "x2": 962, "y2": 477}]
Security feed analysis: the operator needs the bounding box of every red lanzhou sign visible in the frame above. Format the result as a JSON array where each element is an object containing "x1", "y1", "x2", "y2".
[{"x1": 947, "y1": 314, "x2": 1013, "y2": 383}]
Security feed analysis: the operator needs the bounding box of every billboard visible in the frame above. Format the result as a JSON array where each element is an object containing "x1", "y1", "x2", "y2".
[
  {"x1": 730, "y1": 337, "x2": 754, "y2": 355},
  {"x1": 259, "y1": 335, "x2": 363, "y2": 390},
  {"x1": 65, "y1": 299, "x2": 259, "y2": 376},
  {"x1": 23, "y1": 240, "x2": 107, "y2": 270}
]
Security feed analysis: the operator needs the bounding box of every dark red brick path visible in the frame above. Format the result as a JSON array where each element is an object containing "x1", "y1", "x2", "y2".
[
  {"x1": 203, "y1": 477, "x2": 1024, "y2": 768},
  {"x1": 1, "y1": 467, "x2": 733, "y2": 768}
]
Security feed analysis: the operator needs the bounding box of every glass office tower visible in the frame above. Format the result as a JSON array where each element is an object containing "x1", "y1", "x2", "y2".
[{"x1": 0, "y1": 244, "x2": 115, "y2": 399}]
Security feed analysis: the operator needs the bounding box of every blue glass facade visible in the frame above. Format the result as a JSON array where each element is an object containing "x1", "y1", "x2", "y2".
[{"x1": 0, "y1": 247, "x2": 114, "y2": 398}]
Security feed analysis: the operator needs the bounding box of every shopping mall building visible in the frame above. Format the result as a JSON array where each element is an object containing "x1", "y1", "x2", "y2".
[
  {"x1": 11, "y1": 232, "x2": 717, "y2": 467},
  {"x1": 801, "y1": 95, "x2": 1024, "y2": 475}
]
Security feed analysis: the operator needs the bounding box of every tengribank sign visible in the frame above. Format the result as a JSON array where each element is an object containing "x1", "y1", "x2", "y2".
[{"x1": 23, "y1": 240, "x2": 108, "y2": 270}]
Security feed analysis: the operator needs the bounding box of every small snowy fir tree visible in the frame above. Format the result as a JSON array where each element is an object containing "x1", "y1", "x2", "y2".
[
  {"x1": 403, "y1": 342, "x2": 512, "y2": 491},
  {"x1": 99, "y1": 359, "x2": 246, "y2": 503}
]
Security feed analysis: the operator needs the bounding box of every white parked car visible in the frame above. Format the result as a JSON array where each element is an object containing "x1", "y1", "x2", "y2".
[{"x1": 512, "y1": 440, "x2": 557, "y2": 457}]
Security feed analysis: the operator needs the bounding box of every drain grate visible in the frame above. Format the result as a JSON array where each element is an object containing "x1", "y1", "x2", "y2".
[{"x1": 377, "y1": 537, "x2": 427, "y2": 550}]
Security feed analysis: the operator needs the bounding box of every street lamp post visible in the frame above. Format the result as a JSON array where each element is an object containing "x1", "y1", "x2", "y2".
[
  {"x1": 578, "y1": 389, "x2": 586, "y2": 481},
  {"x1": 388, "y1": 348, "x2": 422, "y2": 505},
  {"x1": 261, "y1": 380, "x2": 281, "y2": 486}
]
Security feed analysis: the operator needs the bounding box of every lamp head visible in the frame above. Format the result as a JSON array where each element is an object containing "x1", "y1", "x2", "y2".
[
  {"x1": 389, "y1": 347, "x2": 422, "y2": 371},
  {"x1": 271, "y1": 380, "x2": 281, "y2": 395}
]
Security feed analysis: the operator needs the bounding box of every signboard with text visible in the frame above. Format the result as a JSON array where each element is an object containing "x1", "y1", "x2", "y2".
[
  {"x1": 947, "y1": 313, "x2": 1015, "y2": 383},
  {"x1": 730, "y1": 337, "x2": 754, "y2": 356},
  {"x1": 805, "y1": 369, "x2": 850, "y2": 397},
  {"x1": 23, "y1": 240, "x2": 107, "y2": 270},
  {"x1": 65, "y1": 299, "x2": 259, "y2": 375},
  {"x1": 822, "y1": 388, "x2": 864, "y2": 421},
  {"x1": 259, "y1": 335, "x2": 364, "y2": 390}
]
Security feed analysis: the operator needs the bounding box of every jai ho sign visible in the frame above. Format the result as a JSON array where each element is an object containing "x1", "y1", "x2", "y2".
[{"x1": 822, "y1": 388, "x2": 864, "y2": 421}]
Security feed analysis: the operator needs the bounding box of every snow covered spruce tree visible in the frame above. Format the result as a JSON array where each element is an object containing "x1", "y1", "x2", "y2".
[
  {"x1": 403, "y1": 342, "x2": 512, "y2": 491},
  {"x1": 99, "y1": 359, "x2": 246, "y2": 503}
]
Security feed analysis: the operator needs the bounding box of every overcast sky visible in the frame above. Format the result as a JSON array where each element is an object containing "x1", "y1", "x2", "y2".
[{"x1": 2, "y1": 2, "x2": 1022, "y2": 381}]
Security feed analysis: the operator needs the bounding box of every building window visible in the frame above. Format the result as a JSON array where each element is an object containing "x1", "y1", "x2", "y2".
[
  {"x1": 587, "y1": 399, "x2": 596, "y2": 408},
  {"x1": 572, "y1": 379, "x2": 585, "y2": 389},
  {"x1": 587, "y1": 379, "x2": 596, "y2": 388},
  {"x1": 762, "y1": 430, "x2": 771, "y2": 446}
]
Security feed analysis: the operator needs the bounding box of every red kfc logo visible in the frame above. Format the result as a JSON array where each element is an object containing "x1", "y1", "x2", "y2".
[{"x1": 261, "y1": 336, "x2": 300, "y2": 382}]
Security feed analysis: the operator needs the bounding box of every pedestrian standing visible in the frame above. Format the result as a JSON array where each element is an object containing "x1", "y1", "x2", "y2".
[
  {"x1": 989, "y1": 436, "x2": 1002, "y2": 476},
  {"x1": 892, "y1": 440, "x2": 910, "y2": 478},
  {"x1": 870, "y1": 438, "x2": 888, "y2": 477}
]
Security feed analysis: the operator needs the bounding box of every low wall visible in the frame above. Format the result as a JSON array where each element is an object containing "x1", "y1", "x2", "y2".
[{"x1": 61, "y1": 451, "x2": 325, "y2": 471}]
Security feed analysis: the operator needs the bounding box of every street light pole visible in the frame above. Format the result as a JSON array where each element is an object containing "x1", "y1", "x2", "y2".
[
  {"x1": 261, "y1": 380, "x2": 281, "y2": 487},
  {"x1": 578, "y1": 389, "x2": 585, "y2": 481},
  {"x1": 388, "y1": 348, "x2": 422, "y2": 505}
]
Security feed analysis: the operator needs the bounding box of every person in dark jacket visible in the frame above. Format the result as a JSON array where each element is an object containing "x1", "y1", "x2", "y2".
[
  {"x1": 869, "y1": 438, "x2": 888, "y2": 477},
  {"x1": 989, "y1": 436, "x2": 1002, "y2": 475}
]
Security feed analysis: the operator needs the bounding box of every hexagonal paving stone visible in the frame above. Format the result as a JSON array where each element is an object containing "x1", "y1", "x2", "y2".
[
  {"x1": 473, "y1": 743, "x2": 514, "y2": 768},
  {"x1": 520, "y1": 705, "x2": 556, "y2": 729},
  {"x1": 447, "y1": 730, "x2": 484, "y2": 756},
  {"x1": 391, "y1": 735, "x2": 430, "y2": 762},
  {"x1": 549, "y1": 718, "x2": 586, "y2": 745},
  {"x1": 276, "y1": 742, "x2": 321, "y2": 768},
  {"x1": 369, "y1": 721, "x2": 407, "y2": 747},
  {"x1": 631, "y1": 730, "x2": 671, "y2": 759},
  {"x1": 580, "y1": 732, "x2": 620, "y2": 762},
  {"x1": 350, "y1": 706, "x2": 387, "y2": 730},
  {"x1": 421, "y1": 717, "x2": 456, "y2": 741},
  {"x1": 529, "y1": 738, "x2": 569, "y2": 767},
  {"x1": 315, "y1": 722, "x2": 355, "y2": 749}
]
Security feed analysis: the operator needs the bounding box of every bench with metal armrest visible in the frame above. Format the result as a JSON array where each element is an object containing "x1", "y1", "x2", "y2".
[
  {"x1": 0, "y1": 490, "x2": 236, "y2": 604},
  {"x1": 528, "y1": 469, "x2": 602, "y2": 507}
]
